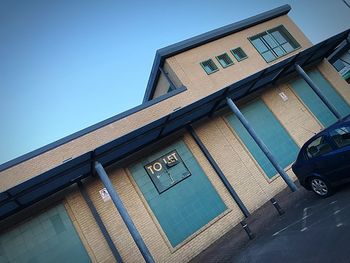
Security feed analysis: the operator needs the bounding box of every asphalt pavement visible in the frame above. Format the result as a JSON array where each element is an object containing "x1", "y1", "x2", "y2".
[{"x1": 191, "y1": 183, "x2": 350, "y2": 263}]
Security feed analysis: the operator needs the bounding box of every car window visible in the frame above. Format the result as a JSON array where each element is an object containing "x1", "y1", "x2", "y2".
[
  {"x1": 306, "y1": 136, "x2": 332, "y2": 159},
  {"x1": 330, "y1": 125, "x2": 350, "y2": 148}
]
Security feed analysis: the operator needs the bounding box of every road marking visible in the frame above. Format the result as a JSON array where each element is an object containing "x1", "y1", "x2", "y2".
[
  {"x1": 331, "y1": 202, "x2": 343, "y2": 228},
  {"x1": 272, "y1": 200, "x2": 350, "y2": 237},
  {"x1": 300, "y1": 207, "x2": 309, "y2": 232}
]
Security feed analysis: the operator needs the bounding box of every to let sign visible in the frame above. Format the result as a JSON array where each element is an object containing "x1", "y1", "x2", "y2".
[{"x1": 144, "y1": 150, "x2": 190, "y2": 193}]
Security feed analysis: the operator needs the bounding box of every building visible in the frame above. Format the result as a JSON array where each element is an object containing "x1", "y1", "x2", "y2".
[
  {"x1": 328, "y1": 40, "x2": 350, "y2": 83},
  {"x1": 1, "y1": 4, "x2": 350, "y2": 263}
]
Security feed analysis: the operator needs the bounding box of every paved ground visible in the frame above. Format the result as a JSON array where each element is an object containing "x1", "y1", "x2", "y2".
[{"x1": 191, "y1": 183, "x2": 350, "y2": 263}]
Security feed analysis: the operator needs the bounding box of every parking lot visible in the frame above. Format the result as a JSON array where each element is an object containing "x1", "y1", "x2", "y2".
[{"x1": 192, "y1": 184, "x2": 350, "y2": 263}]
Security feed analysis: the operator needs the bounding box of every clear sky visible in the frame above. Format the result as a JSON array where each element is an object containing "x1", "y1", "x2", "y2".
[{"x1": 1, "y1": 0, "x2": 350, "y2": 165}]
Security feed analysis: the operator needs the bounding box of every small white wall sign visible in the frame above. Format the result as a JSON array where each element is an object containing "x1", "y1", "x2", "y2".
[
  {"x1": 99, "y1": 188, "x2": 111, "y2": 202},
  {"x1": 279, "y1": 92, "x2": 288, "y2": 101}
]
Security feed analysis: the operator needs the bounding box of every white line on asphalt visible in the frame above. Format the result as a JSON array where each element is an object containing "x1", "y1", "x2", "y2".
[
  {"x1": 272, "y1": 201, "x2": 350, "y2": 237},
  {"x1": 331, "y1": 202, "x2": 343, "y2": 228},
  {"x1": 300, "y1": 207, "x2": 309, "y2": 232}
]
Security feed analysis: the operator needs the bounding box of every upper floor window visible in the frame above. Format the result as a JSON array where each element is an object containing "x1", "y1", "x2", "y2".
[
  {"x1": 200, "y1": 59, "x2": 219, "y2": 74},
  {"x1": 249, "y1": 25, "x2": 300, "y2": 63},
  {"x1": 216, "y1": 53, "x2": 234, "y2": 68},
  {"x1": 231, "y1": 47, "x2": 248, "y2": 61}
]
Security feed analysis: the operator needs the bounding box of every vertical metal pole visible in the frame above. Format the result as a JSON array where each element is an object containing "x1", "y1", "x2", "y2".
[
  {"x1": 226, "y1": 97, "x2": 297, "y2": 192},
  {"x1": 187, "y1": 125, "x2": 250, "y2": 218},
  {"x1": 94, "y1": 162, "x2": 155, "y2": 263},
  {"x1": 270, "y1": 198, "x2": 284, "y2": 215},
  {"x1": 78, "y1": 181, "x2": 123, "y2": 263},
  {"x1": 295, "y1": 64, "x2": 342, "y2": 119}
]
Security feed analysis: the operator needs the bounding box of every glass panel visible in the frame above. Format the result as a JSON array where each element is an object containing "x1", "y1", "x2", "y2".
[
  {"x1": 201, "y1": 59, "x2": 218, "y2": 74},
  {"x1": 226, "y1": 99, "x2": 299, "y2": 178},
  {"x1": 330, "y1": 126, "x2": 350, "y2": 148},
  {"x1": 273, "y1": 47, "x2": 286, "y2": 57},
  {"x1": 271, "y1": 30, "x2": 287, "y2": 44},
  {"x1": 282, "y1": 42, "x2": 294, "y2": 53},
  {"x1": 251, "y1": 37, "x2": 268, "y2": 53},
  {"x1": 130, "y1": 141, "x2": 227, "y2": 247},
  {"x1": 262, "y1": 51, "x2": 276, "y2": 62},
  {"x1": 306, "y1": 136, "x2": 332, "y2": 158},
  {"x1": 232, "y1": 47, "x2": 247, "y2": 61},
  {"x1": 262, "y1": 34, "x2": 278, "y2": 48},
  {"x1": 333, "y1": 60, "x2": 346, "y2": 72},
  {"x1": 0, "y1": 205, "x2": 91, "y2": 263},
  {"x1": 290, "y1": 70, "x2": 350, "y2": 127},
  {"x1": 217, "y1": 54, "x2": 233, "y2": 68}
]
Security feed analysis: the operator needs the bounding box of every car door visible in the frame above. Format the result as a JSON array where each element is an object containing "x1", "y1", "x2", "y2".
[
  {"x1": 328, "y1": 123, "x2": 350, "y2": 181},
  {"x1": 304, "y1": 135, "x2": 340, "y2": 183}
]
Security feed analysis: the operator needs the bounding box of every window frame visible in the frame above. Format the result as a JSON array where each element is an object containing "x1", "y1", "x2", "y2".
[
  {"x1": 230, "y1": 47, "x2": 248, "y2": 62},
  {"x1": 329, "y1": 124, "x2": 350, "y2": 150},
  {"x1": 200, "y1": 59, "x2": 219, "y2": 75},
  {"x1": 215, "y1": 53, "x2": 234, "y2": 68},
  {"x1": 248, "y1": 25, "x2": 301, "y2": 63},
  {"x1": 304, "y1": 135, "x2": 334, "y2": 160}
]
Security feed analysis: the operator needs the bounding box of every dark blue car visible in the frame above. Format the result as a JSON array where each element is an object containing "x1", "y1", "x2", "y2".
[{"x1": 292, "y1": 115, "x2": 350, "y2": 197}]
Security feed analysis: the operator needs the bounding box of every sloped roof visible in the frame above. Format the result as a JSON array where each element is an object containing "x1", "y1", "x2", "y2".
[{"x1": 142, "y1": 4, "x2": 292, "y2": 102}]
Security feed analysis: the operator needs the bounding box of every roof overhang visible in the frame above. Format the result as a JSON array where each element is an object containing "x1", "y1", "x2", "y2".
[
  {"x1": 1, "y1": 28, "x2": 349, "y2": 221},
  {"x1": 143, "y1": 4, "x2": 292, "y2": 102}
]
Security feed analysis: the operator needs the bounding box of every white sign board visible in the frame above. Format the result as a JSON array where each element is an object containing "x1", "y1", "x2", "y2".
[
  {"x1": 99, "y1": 188, "x2": 111, "y2": 202},
  {"x1": 279, "y1": 92, "x2": 288, "y2": 102}
]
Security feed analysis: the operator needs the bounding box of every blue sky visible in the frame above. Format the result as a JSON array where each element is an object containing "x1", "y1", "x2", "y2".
[{"x1": 1, "y1": 0, "x2": 350, "y2": 165}]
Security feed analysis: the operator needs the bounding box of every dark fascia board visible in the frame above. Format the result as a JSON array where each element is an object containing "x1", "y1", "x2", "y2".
[
  {"x1": 142, "y1": 4, "x2": 291, "y2": 103},
  {"x1": 0, "y1": 86, "x2": 187, "y2": 172}
]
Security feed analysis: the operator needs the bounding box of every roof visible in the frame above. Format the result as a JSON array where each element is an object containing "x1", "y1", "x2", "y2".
[
  {"x1": 142, "y1": 4, "x2": 292, "y2": 102},
  {"x1": 1, "y1": 28, "x2": 349, "y2": 220}
]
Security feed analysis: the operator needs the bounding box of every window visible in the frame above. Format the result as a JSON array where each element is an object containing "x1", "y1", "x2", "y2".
[
  {"x1": 200, "y1": 59, "x2": 219, "y2": 74},
  {"x1": 216, "y1": 53, "x2": 234, "y2": 68},
  {"x1": 167, "y1": 85, "x2": 176, "y2": 93},
  {"x1": 330, "y1": 125, "x2": 350, "y2": 148},
  {"x1": 306, "y1": 136, "x2": 332, "y2": 158},
  {"x1": 231, "y1": 47, "x2": 248, "y2": 61},
  {"x1": 130, "y1": 141, "x2": 227, "y2": 247},
  {"x1": 290, "y1": 70, "x2": 350, "y2": 128},
  {"x1": 249, "y1": 25, "x2": 300, "y2": 63},
  {"x1": 226, "y1": 99, "x2": 299, "y2": 178}
]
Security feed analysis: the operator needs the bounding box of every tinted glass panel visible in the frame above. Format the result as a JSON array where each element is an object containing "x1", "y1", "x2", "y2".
[
  {"x1": 290, "y1": 70, "x2": 350, "y2": 127},
  {"x1": 306, "y1": 136, "x2": 332, "y2": 158},
  {"x1": 330, "y1": 125, "x2": 350, "y2": 148},
  {"x1": 251, "y1": 38, "x2": 268, "y2": 53},
  {"x1": 262, "y1": 51, "x2": 276, "y2": 62},
  {"x1": 263, "y1": 34, "x2": 277, "y2": 48},
  {"x1": 249, "y1": 25, "x2": 300, "y2": 63},
  {"x1": 226, "y1": 99, "x2": 299, "y2": 178},
  {"x1": 0, "y1": 205, "x2": 91, "y2": 263},
  {"x1": 130, "y1": 140, "x2": 227, "y2": 247}
]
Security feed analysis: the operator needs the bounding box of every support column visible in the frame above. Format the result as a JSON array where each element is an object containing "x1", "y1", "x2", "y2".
[
  {"x1": 78, "y1": 181, "x2": 123, "y2": 263},
  {"x1": 94, "y1": 162, "x2": 155, "y2": 263},
  {"x1": 187, "y1": 125, "x2": 250, "y2": 218},
  {"x1": 295, "y1": 64, "x2": 342, "y2": 119},
  {"x1": 226, "y1": 97, "x2": 297, "y2": 192},
  {"x1": 187, "y1": 125, "x2": 254, "y2": 239}
]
